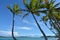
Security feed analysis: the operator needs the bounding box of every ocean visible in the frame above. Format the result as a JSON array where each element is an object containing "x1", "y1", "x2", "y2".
[{"x1": 0, "y1": 37, "x2": 57, "y2": 40}]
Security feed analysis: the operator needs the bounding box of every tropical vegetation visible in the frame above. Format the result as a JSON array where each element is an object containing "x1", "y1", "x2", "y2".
[{"x1": 7, "y1": 0, "x2": 60, "y2": 40}]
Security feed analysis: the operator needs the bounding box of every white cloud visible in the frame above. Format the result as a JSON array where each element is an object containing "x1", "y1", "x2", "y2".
[
  {"x1": 17, "y1": 27, "x2": 31, "y2": 30},
  {"x1": 0, "y1": 30, "x2": 19, "y2": 36}
]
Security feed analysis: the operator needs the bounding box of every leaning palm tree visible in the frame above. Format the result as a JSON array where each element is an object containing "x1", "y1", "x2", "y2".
[
  {"x1": 41, "y1": 0, "x2": 60, "y2": 39},
  {"x1": 42, "y1": 11, "x2": 60, "y2": 40},
  {"x1": 21, "y1": 0, "x2": 48, "y2": 40},
  {"x1": 7, "y1": 4, "x2": 21, "y2": 40}
]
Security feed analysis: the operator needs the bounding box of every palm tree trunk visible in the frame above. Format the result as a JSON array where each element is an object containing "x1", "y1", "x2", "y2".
[
  {"x1": 50, "y1": 19, "x2": 60, "y2": 40},
  {"x1": 12, "y1": 14, "x2": 16, "y2": 40},
  {"x1": 31, "y1": 13, "x2": 48, "y2": 40}
]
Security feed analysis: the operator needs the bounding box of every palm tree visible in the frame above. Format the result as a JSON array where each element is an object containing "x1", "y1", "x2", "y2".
[
  {"x1": 7, "y1": 4, "x2": 22, "y2": 40},
  {"x1": 41, "y1": 0, "x2": 60, "y2": 39},
  {"x1": 21, "y1": 0, "x2": 48, "y2": 40}
]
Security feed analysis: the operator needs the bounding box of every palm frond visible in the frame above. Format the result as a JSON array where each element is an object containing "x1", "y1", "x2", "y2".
[
  {"x1": 55, "y1": 7, "x2": 60, "y2": 11},
  {"x1": 22, "y1": 13, "x2": 29, "y2": 19},
  {"x1": 30, "y1": 0, "x2": 37, "y2": 10},
  {"x1": 7, "y1": 5, "x2": 13, "y2": 12},
  {"x1": 36, "y1": 10, "x2": 48, "y2": 14},
  {"x1": 30, "y1": 0, "x2": 37, "y2": 6},
  {"x1": 34, "y1": 12, "x2": 40, "y2": 16},
  {"x1": 53, "y1": 2, "x2": 60, "y2": 8},
  {"x1": 35, "y1": 1, "x2": 40, "y2": 10},
  {"x1": 13, "y1": 4, "x2": 18, "y2": 12},
  {"x1": 50, "y1": 0, "x2": 56, "y2": 4},
  {"x1": 23, "y1": 0, "x2": 29, "y2": 9},
  {"x1": 39, "y1": 0, "x2": 44, "y2": 3},
  {"x1": 23, "y1": 0, "x2": 27, "y2": 5},
  {"x1": 42, "y1": 15, "x2": 48, "y2": 22}
]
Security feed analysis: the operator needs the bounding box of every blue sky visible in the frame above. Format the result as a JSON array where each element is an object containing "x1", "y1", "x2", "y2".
[{"x1": 0, "y1": 0, "x2": 60, "y2": 37}]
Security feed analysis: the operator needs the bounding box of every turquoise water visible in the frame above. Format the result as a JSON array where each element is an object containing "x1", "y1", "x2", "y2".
[{"x1": 0, "y1": 37, "x2": 57, "y2": 40}]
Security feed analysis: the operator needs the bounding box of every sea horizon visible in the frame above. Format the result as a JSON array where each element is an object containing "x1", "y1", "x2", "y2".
[
  {"x1": 0, "y1": 36, "x2": 58, "y2": 40},
  {"x1": 0, "y1": 35, "x2": 57, "y2": 38}
]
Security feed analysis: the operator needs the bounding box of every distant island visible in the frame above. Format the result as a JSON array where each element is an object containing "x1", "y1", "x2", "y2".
[
  {"x1": 41, "y1": 36, "x2": 57, "y2": 38},
  {"x1": 0, "y1": 36, "x2": 6, "y2": 38},
  {"x1": 0, "y1": 36, "x2": 57, "y2": 38}
]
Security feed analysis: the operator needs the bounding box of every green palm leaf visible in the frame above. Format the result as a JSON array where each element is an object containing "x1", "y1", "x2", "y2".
[
  {"x1": 23, "y1": 0, "x2": 29, "y2": 8},
  {"x1": 13, "y1": 4, "x2": 18, "y2": 13},
  {"x1": 22, "y1": 13, "x2": 29, "y2": 19},
  {"x1": 34, "y1": 12, "x2": 40, "y2": 16},
  {"x1": 42, "y1": 15, "x2": 48, "y2": 22},
  {"x1": 50, "y1": 0, "x2": 56, "y2": 4},
  {"x1": 30, "y1": 0, "x2": 37, "y2": 10},
  {"x1": 7, "y1": 5, "x2": 13, "y2": 12}
]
